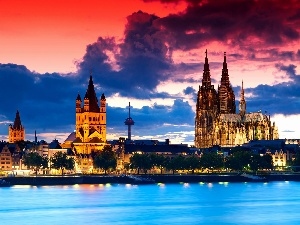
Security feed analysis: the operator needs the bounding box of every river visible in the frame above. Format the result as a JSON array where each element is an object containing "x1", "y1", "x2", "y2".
[{"x1": 0, "y1": 181, "x2": 299, "y2": 224}]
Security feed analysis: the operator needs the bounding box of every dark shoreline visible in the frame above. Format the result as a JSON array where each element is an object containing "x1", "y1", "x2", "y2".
[{"x1": 3, "y1": 174, "x2": 300, "y2": 186}]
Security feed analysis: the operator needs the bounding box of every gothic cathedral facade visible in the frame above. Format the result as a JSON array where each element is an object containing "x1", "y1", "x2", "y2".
[
  {"x1": 73, "y1": 75, "x2": 107, "y2": 154},
  {"x1": 195, "y1": 51, "x2": 279, "y2": 148}
]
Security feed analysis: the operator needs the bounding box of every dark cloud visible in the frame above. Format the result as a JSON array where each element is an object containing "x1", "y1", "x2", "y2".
[
  {"x1": 0, "y1": 64, "x2": 83, "y2": 136},
  {"x1": 144, "y1": 0, "x2": 300, "y2": 50},
  {"x1": 242, "y1": 64, "x2": 300, "y2": 115},
  {"x1": 77, "y1": 11, "x2": 172, "y2": 99},
  {"x1": 276, "y1": 63, "x2": 297, "y2": 78},
  {"x1": 183, "y1": 86, "x2": 196, "y2": 95},
  {"x1": 229, "y1": 53, "x2": 243, "y2": 60}
]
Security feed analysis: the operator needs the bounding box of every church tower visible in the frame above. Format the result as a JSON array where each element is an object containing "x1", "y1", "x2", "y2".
[
  {"x1": 8, "y1": 110, "x2": 25, "y2": 143},
  {"x1": 74, "y1": 75, "x2": 107, "y2": 154},
  {"x1": 218, "y1": 52, "x2": 236, "y2": 114},
  {"x1": 195, "y1": 50, "x2": 218, "y2": 148}
]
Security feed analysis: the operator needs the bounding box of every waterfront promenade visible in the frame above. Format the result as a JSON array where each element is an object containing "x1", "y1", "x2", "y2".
[{"x1": 3, "y1": 173, "x2": 300, "y2": 185}]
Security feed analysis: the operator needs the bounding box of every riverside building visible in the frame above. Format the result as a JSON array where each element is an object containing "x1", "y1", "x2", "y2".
[{"x1": 72, "y1": 75, "x2": 108, "y2": 155}]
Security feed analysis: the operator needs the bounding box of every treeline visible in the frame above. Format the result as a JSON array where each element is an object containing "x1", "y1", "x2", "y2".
[
  {"x1": 23, "y1": 151, "x2": 75, "y2": 175},
  {"x1": 24, "y1": 145, "x2": 300, "y2": 175},
  {"x1": 128, "y1": 150, "x2": 273, "y2": 174}
]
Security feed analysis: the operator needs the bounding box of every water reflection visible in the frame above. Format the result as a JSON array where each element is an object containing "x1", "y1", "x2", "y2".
[{"x1": 0, "y1": 182, "x2": 299, "y2": 224}]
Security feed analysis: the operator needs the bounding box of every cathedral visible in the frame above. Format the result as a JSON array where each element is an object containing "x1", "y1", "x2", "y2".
[
  {"x1": 72, "y1": 75, "x2": 107, "y2": 154},
  {"x1": 8, "y1": 110, "x2": 25, "y2": 143},
  {"x1": 195, "y1": 50, "x2": 279, "y2": 148}
]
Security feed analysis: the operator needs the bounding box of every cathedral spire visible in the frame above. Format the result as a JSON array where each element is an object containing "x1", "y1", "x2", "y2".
[
  {"x1": 13, "y1": 110, "x2": 22, "y2": 129},
  {"x1": 239, "y1": 80, "x2": 246, "y2": 117},
  {"x1": 241, "y1": 80, "x2": 245, "y2": 101},
  {"x1": 202, "y1": 49, "x2": 211, "y2": 88},
  {"x1": 221, "y1": 52, "x2": 229, "y2": 87}
]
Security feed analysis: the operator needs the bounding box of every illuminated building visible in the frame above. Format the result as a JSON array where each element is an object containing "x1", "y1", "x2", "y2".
[
  {"x1": 73, "y1": 75, "x2": 108, "y2": 154},
  {"x1": 195, "y1": 50, "x2": 279, "y2": 148},
  {"x1": 8, "y1": 110, "x2": 25, "y2": 143},
  {"x1": 0, "y1": 145, "x2": 12, "y2": 171}
]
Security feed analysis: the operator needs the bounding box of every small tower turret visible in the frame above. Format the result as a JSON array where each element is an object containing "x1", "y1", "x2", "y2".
[
  {"x1": 84, "y1": 93, "x2": 90, "y2": 112},
  {"x1": 99, "y1": 93, "x2": 107, "y2": 140},
  {"x1": 76, "y1": 93, "x2": 82, "y2": 113}
]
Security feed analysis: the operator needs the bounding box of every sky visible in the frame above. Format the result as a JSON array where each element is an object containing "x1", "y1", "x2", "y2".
[{"x1": 0, "y1": 0, "x2": 300, "y2": 145}]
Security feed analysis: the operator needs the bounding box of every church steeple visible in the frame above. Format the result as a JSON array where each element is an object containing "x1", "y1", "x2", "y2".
[
  {"x1": 84, "y1": 75, "x2": 99, "y2": 112},
  {"x1": 220, "y1": 52, "x2": 229, "y2": 87},
  {"x1": 76, "y1": 93, "x2": 81, "y2": 101},
  {"x1": 239, "y1": 80, "x2": 246, "y2": 117},
  {"x1": 202, "y1": 49, "x2": 212, "y2": 88},
  {"x1": 9, "y1": 110, "x2": 25, "y2": 143},
  {"x1": 13, "y1": 110, "x2": 22, "y2": 129}
]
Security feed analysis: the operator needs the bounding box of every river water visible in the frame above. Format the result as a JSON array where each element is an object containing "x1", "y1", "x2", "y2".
[{"x1": 0, "y1": 181, "x2": 299, "y2": 225}]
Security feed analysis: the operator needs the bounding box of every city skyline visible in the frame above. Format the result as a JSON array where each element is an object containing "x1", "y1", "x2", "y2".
[{"x1": 0, "y1": 0, "x2": 300, "y2": 144}]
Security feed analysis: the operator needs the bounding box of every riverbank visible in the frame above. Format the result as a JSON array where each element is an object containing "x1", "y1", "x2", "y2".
[{"x1": 3, "y1": 173, "x2": 300, "y2": 186}]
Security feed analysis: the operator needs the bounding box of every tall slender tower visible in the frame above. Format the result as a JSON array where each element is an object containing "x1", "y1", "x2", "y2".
[
  {"x1": 218, "y1": 52, "x2": 236, "y2": 114},
  {"x1": 239, "y1": 80, "x2": 246, "y2": 118},
  {"x1": 124, "y1": 102, "x2": 135, "y2": 140},
  {"x1": 8, "y1": 110, "x2": 25, "y2": 143},
  {"x1": 195, "y1": 50, "x2": 218, "y2": 148}
]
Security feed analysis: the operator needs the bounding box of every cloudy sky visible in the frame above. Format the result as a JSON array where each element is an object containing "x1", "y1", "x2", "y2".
[{"x1": 0, "y1": 0, "x2": 300, "y2": 145}]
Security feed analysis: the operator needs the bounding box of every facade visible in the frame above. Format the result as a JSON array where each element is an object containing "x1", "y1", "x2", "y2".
[
  {"x1": 8, "y1": 110, "x2": 25, "y2": 143},
  {"x1": 271, "y1": 150, "x2": 286, "y2": 167},
  {"x1": 0, "y1": 145, "x2": 12, "y2": 171},
  {"x1": 73, "y1": 75, "x2": 107, "y2": 154},
  {"x1": 195, "y1": 51, "x2": 279, "y2": 148}
]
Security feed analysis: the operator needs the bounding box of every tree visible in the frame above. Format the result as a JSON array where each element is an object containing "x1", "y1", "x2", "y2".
[
  {"x1": 260, "y1": 154, "x2": 273, "y2": 170},
  {"x1": 249, "y1": 154, "x2": 261, "y2": 172},
  {"x1": 225, "y1": 151, "x2": 251, "y2": 172},
  {"x1": 23, "y1": 152, "x2": 48, "y2": 176},
  {"x1": 150, "y1": 154, "x2": 168, "y2": 174},
  {"x1": 184, "y1": 156, "x2": 200, "y2": 174},
  {"x1": 166, "y1": 155, "x2": 185, "y2": 174},
  {"x1": 130, "y1": 153, "x2": 152, "y2": 174},
  {"x1": 51, "y1": 151, "x2": 75, "y2": 175},
  {"x1": 292, "y1": 151, "x2": 300, "y2": 171},
  {"x1": 93, "y1": 145, "x2": 117, "y2": 175},
  {"x1": 200, "y1": 152, "x2": 224, "y2": 172}
]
